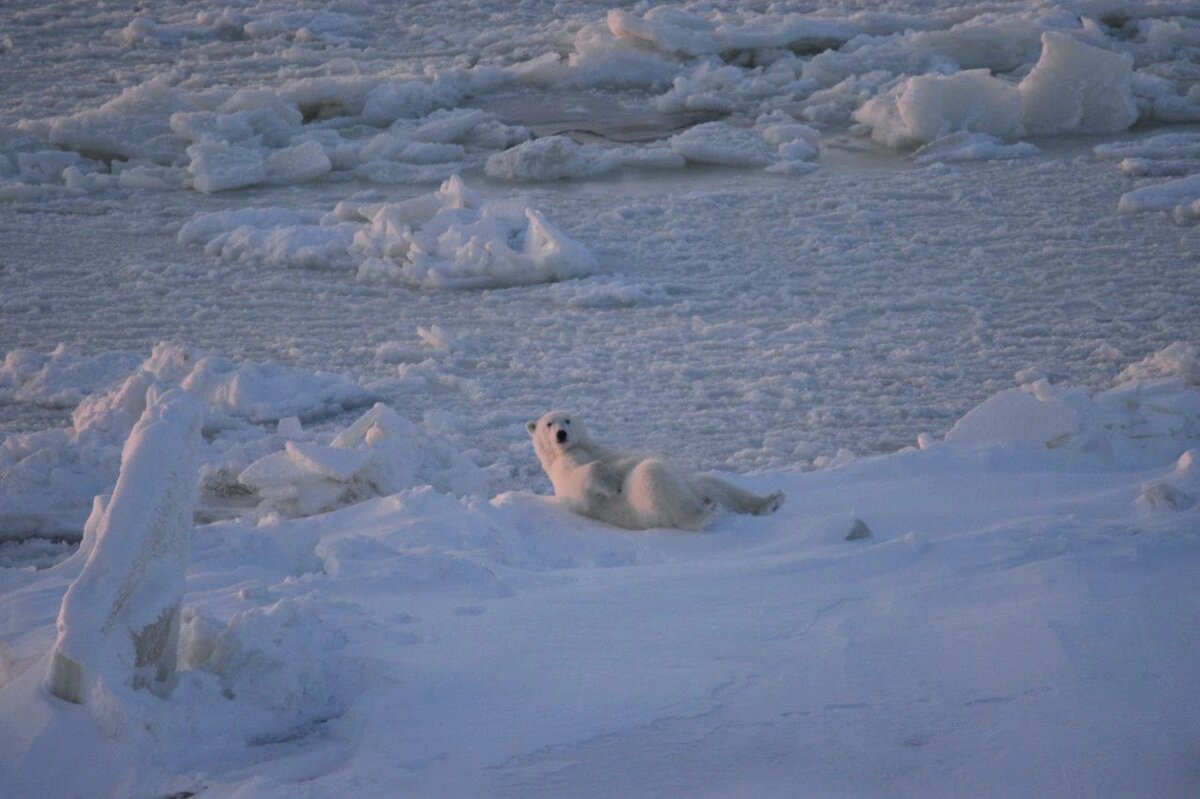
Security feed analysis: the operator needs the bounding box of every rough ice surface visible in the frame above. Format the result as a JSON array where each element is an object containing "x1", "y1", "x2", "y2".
[
  {"x1": 855, "y1": 70, "x2": 1025, "y2": 148},
  {"x1": 910, "y1": 132, "x2": 1039, "y2": 164},
  {"x1": 1020, "y1": 32, "x2": 1137, "y2": 136},
  {"x1": 2, "y1": 347, "x2": 1200, "y2": 797},
  {"x1": 2, "y1": 0, "x2": 1200, "y2": 796},
  {"x1": 181, "y1": 175, "x2": 596, "y2": 288},
  {"x1": 0, "y1": 343, "x2": 376, "y2": 539},
  {"x1": 856, "y1": 33, "x2": 1139, "y2": 147},
  {"x1": 45, "y1": 388, "x2": 201, "y2": 705},
  {"x1": 239, "y1": 402, "x2": 488, "y2": 517}
]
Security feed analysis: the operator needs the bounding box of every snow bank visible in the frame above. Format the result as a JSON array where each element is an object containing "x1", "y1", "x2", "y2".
[
  {"x1": 181, "y1": 175, "x2": 596, "y2": 288},
  {"x1": 3, "y1": 341, "x2": 1200, "y2": 795},
  {"x1": 46, "y1": 389, "x2": 201, "y2": 705},
  {"x1": 239, "y1": 403, "x2": 487, "y2": 517}
]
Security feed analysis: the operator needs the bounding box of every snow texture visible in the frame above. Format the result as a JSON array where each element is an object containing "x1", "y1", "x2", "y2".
[
  {"x1": 1, "y1": 0, "x2": 1200, "y2": 795},
  {"x1": 1, "y1": 347, "x2": 1199, "y2": 797},
  {"x1": 45, "y1": 388, "x2": 201, "y2": 705},
  {"x1": 181, "y1": 175, "x2": 596, "y2": 288}
]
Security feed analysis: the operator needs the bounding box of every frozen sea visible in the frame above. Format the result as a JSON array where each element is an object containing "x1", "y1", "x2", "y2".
[{"x1": 1, "y1": 1, "x2": 1199, "y2": 797}]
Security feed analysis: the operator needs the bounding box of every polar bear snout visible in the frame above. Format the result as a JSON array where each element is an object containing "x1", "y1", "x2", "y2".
[{"x1": 556, "y1": 430, "x2": 568, "y2": 444}]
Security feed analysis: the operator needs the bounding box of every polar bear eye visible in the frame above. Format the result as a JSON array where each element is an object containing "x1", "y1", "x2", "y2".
[{"x1": 565, "y1": 419, "x2": 570, "y2": 425}]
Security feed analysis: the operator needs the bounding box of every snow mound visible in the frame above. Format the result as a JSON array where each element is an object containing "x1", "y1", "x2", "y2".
[
  {"x1": 1114, "y1": 342, "x2": 1200, "y2": 385},
  {"x1": 46, "y1": 388, "x2": 201, "y2": 705},
  {"x1": 856, "y1": 33, "x2": 1137, "y2": 147},
  {"x1": 1094, "y1": 132, "x2": 1200, "y2": 162},
  {"x1": 669, "y1": 122, "x2": 777, "y2": 167},
  {"x1": 0, "y1": 345, "x2": 139, "y2": 409},
  {"x1": 606, "y1": 7, "x2": 853, "y2": 59},
  {"x1": 946, "y1": 342, "x2": 1200, "y2": 463},
  {"x1": 181, "y1": 175, "x2": 596, "y2": 288},
  {"x1": 107, "y1": 342, "x2": 375, "y2": 426},
  {"x1": 239, "y1": 403, "x2": 488, "y2": 517},
  {"x1": 545, "y1": 278, "x2": 679, "y2": 309},
  {"x1": 486, "y1": 136, "x2": 620, "y2": 181},
  {"x1": 181, "y1": 597, "x2": 349, "y2": 732},
  {"x1": 855, "y1": 70, "x2": 1024, "y2": 148},
  {"x1": 1117, "y1": 173, "x2": 1200, "y2": 221},
  {"x1": 1020, "y1": 32, "x2": 1137, "y2": 136}
]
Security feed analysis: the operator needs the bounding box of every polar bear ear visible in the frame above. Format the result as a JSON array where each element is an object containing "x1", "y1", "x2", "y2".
[{"x1": 526, "y1": 420, "x2": 537, "y2": 435}]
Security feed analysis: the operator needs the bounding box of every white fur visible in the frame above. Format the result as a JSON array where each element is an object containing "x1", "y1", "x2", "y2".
[{"x1": 527, "y1": 411, "x2": 784, "y2": 530}]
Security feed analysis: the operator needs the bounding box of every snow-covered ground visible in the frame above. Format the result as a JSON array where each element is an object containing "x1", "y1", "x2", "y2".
[{"x1": 2, "y1": 0, "x2": 1199, "y2": 796}]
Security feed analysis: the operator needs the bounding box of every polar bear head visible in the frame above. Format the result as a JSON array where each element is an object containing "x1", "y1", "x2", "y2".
[{"x1": 527, "y1": 411, "x2": 589, "y2": 463}]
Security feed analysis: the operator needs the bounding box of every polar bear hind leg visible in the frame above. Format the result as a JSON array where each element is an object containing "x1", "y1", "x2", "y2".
[
  {"x1": 625, "y1": 459, "x2": 710, "y2": 530},
  {"x1": 693, "y1": 475, "x2": 784, "y2": 516}
]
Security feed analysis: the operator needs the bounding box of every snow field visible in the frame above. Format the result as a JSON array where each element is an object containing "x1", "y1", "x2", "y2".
[{"x1": 0, "y1": 343, "x2": 1198, "y2": 795}]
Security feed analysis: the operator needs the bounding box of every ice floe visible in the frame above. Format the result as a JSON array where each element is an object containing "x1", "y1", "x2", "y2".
[{"x1": 180, "y1": 175, "x2": 596, "y2": 288}]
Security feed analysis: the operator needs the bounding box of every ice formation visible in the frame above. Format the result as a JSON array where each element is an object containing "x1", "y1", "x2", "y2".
[
  {"x1": 45, "y1": 388, "x2": 201, "y2": 705},
  {"x1": 180, "y1": 175, "x2": 597, "y2": 288},
  {"x1": 855, "y1": 33, "x2": 1138, "y2": 147},
  {"x1": 2, "y1": 1, "x2": 1194, "y2": 203},
  {"x1": 1, "y1": 0, "x2": 1199, "y2": 790},
  {"x1": 239, "y1": 403, "x2": 488, "y2": 516},
  {"x1": 0, "y1": 343, "x2": 376, "y2": 539},
  {"x1": 947, "y1": 344, "x2": 1200, "y2": 463},
  {"x1": 3, "y1": 345, "x2": 1200, "y2": 796}
]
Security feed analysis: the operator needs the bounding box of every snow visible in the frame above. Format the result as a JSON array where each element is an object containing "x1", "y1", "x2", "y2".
[
  {"x1": 181, "y1": 175, "x2": 597, "y2": 288},
  {"x1": 1021, "y1": 32, "x2": 1138, "y2": 135},
  {"x1": 2, "y1": 347, "x2": 1200, "y2": 795},
  {"x1": 910, "y1": 132, "x2": 1039, "y2": 164},
  {"x1": 239, "y1": 403, "x2": 488, "y2": 517},
  {"x1": 1118, "y1": 173, "x2": 1200, "y2": 215},
  {"x1": 856, "y1": 33, "x2": 1138, "y2": 147},
  {"x1": 2, "y1": 0, "x2": 1200, "y2": 795},
  {"x1": 0, "y1": 343, "x2": 377, "y2": 540},
  {"x1": 46, "y1": 388, "x2": 201, "y2": 705}
]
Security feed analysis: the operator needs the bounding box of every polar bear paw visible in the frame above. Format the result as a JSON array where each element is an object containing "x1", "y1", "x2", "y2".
[{"x1": 755, "y1": 491, "x2": 785, "y2": 516}]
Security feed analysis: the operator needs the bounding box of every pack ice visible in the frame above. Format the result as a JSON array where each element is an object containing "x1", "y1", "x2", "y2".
[
  {"x1": 5, "y1": 2, "x2": 1198, "y2": 202},
  {"x1": 178, "y1": 175, "x2": 596, "y2": 288}
]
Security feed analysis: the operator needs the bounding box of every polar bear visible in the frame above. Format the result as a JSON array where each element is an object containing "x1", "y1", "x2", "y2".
[{"x1": 527, "y1": 411, "x2": 784, "y2": 530}]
